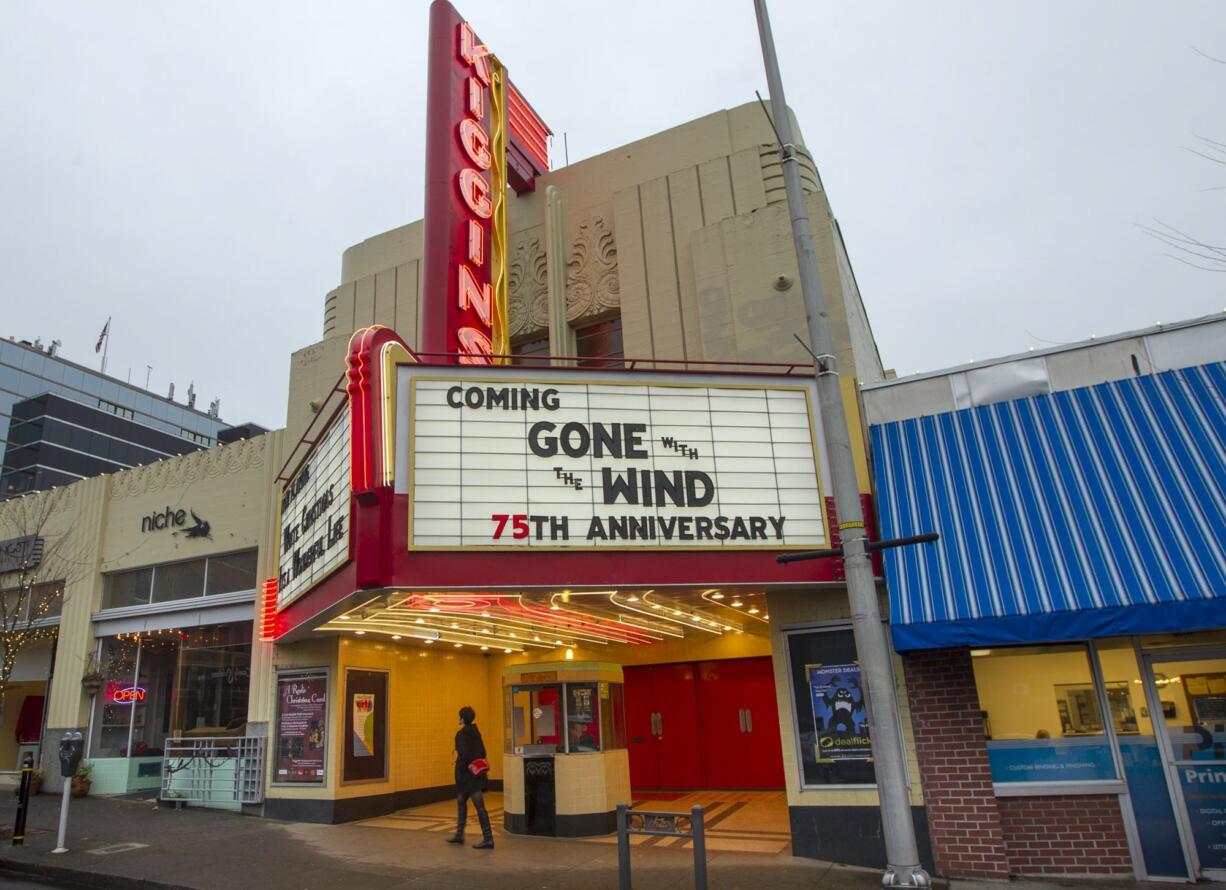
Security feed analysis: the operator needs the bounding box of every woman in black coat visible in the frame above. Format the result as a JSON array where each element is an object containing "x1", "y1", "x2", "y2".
[{"x1": 448, "y1": 705, "x2": 493, "y2": 849}]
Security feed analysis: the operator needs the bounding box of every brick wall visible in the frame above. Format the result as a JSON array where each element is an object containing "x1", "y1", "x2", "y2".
[
  {"x1": 997, "y1": 795, "x2": 1133, "y2": 876},
  {"x1": 903, "y1": 648, "x2": 1009, "y2": 879}
]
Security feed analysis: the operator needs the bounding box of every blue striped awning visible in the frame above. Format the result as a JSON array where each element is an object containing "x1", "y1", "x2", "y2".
[{"x1": 872, "y1": 362, "x2": 1226, "y2": 651}]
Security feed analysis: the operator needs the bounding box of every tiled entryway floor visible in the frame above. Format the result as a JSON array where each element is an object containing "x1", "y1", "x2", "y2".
[{"x1": 359, "y1": 790, "x2": 791, "y2": 854}]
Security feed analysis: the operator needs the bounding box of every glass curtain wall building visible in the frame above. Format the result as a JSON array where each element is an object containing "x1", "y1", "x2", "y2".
[{"x1": 0, "y1": 337, "x2": 228, "y2": 495}]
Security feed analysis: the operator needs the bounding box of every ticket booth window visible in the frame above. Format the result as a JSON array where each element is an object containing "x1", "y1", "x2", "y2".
[
  {"x1": 601, "y1": 682, "x2": 627, "y2": 751},
  {"x1": 510, "y1": 684, "x2": 563, "y2": 754}
]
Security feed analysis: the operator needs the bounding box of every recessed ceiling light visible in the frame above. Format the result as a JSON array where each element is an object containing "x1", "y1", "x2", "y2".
[
  {"x1": 626, "y1": 595, "x2": 639, "y2": 602},
  {"x1": 748, "y1": 607, "x2": 760, "y2": 615},
  {"x1": 482, "y1": 628, "x2": 491, "y2": 634},
  {"x1": 554, "y1": 639, "x2": 564, "y2": 646},
  {"x1": 509, "y1": 632, "x2": 518, "y2": 638},
  {"x1": 424, "y1": 639, "x2": 434, "y2": 645},
  {"x1": 710, "y1": 592, "x2": 724, "y2": 600},
  {"x1": 763, "y1": 615, "x2": 770, "y2": 621},
  {"x1": 451, "y1": 622, "x2": 460, "y2": 628},
  {"x1": 533, "y1": 635, "x2": 541, "y2": 642},
  {"x1": 550, "y1": 604, "x2": 560, "y2": 611},
  {"x1": 650, "y1": 604, "x2": 661, "y2": 610},
  {"x1": 338, "y1": 615, "x2": 350, "y2": 621},
  {"x1": 454, "y1": 643, "x2": 463, "y2": 648},
  {"x1": 723, "y1": 625, "x2": 733, "y2": 631},
  {"x1": 504, "y1": 648, "x2": 513, "y2": 654},
  {"x1": 429, "y1": 607, "x2": 440, "y2": 612},
  {"x1": 392, "y1": 635, "x2": 402, "y2": 640},
  {"x1": 481, "y1": 612, "x2": 490, "y2": 618},
  {"x1": 730, "y1": 600, "x2": 744, "y2": 608},
  {"x1": 480, "y1": 646, "x2": 489, "y2": 651},
  {"x1": 354, "y1": 630, "x2": 366, "y2": 635}
]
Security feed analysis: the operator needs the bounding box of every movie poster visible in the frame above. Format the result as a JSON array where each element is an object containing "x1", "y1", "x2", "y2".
[
  {"x1": 275, "y1": 671, "x2": 327, "y2": 784},
  {"x1": 807, "y1": 662, "x2": 872, "y2": 762},
  {"x1": 352, "y1": 693, "x2": 376, "y2": 757}
]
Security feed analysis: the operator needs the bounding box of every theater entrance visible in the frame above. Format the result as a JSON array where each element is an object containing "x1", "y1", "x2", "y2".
[{"x1": 625, "y1": 656, "x2": 785, "y2": 791}]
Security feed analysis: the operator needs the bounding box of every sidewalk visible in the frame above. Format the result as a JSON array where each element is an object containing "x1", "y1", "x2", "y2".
[{"x1": 0, "y1": 793, "x2": 872, "y2": 890}]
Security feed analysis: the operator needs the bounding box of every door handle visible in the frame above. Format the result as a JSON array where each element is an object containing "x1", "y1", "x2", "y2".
[
  {"x1": 738, "y1": 708, "x2": 746, "y2": 733},
  {"x1": 746, "y1": 708, "x2": 753, "y2": 733}
]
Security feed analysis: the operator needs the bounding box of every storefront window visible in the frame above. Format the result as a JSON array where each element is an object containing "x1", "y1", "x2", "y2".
[
  {"x1": 510, "y1": 685, "x2": 562, "y2": 754},
  {"x1": 89, "y1": 622, "x2": 253, "y2": 759},
  {"x1": 102, "y1": 568, "x2": 153, "y2": 609},
  {"x1": 101, "y1": 551, "x2": 257, "y2": 609},
  {"x1": 91, "y1": 636, "x2": 140, "y2": 756},
  {"x1": 203, "y1": 550, "x2": 257, "y2": 595},
  {"x1": 785, "y1": 626, "x2": 876, "y2": 786},
  {"x1": 173, "y1": 624, "x2": 252, "y2": 735},
  {"x1": 152, "y1": 559, "x2": 206, "y2": 603},
  {"x1": 972, "y1": 643, "x2": 1119, "y2": 784}
]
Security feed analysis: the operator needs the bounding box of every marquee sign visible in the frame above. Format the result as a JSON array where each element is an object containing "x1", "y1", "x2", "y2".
[
  {"x1": 277, "y1": 415, "x2": 351, "y2": 610},
  {"x1": 420, "y1": 0, "x2": 551, "y2": 364},
  {"x1": 403, "y1": 372, "x2": 829, "y2": 550}
]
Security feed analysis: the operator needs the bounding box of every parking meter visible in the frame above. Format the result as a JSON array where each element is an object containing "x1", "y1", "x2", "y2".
[{"x1": 58, "y1": 732, "x2": 83, "y2": 780}]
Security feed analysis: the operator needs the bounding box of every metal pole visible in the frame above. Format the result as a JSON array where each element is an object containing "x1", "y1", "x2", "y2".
[
  {"x1": 752, "y1": 2, "x2": 928, "y2": 885},
  {"x1": 51, "y1": 776, "x2": 71, "y2": 854},
  {"x1": 617, "y1": 803, "x2": 631, "y2": 890},
  {"x1": 12, "y1": 753, "x2": 33, "y2": 846},
  {"x1": 691, "y1": 805, "x2": 707, "y2": 890}
]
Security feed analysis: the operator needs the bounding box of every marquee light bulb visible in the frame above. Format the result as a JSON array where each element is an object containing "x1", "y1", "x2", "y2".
[
  {"x1": 554, "y1": 639, "x2": 564, "y2": 646},
  {"x1": 626, "y1": 595, "x2": 639, "y2": 602},
  {"x1": 415, "y1": 618, "x2": 425, "y2": 624}
]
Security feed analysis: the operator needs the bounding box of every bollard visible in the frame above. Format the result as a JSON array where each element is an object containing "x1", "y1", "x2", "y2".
[
  {"x1": 691, "y1": 805, "x2": 707, "y2": 890},
  {"x1": 617, "y1": 803, "x2": 631, "y2": 890},
  {"x1": 12, "y1": 753, "x2": 33, "y2": 846}
]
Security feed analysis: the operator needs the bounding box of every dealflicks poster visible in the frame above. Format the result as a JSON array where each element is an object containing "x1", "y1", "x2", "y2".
[{"x1": 808, "y1": 662, "x2": 872, "y2": 762}]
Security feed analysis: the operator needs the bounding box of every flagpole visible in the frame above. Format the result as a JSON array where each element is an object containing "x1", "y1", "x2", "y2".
[{"x1": 100, "y1": 317, "x2": 111, "y2": 377}]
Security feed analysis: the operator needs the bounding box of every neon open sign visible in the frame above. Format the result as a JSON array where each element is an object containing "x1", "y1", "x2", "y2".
[{"x1": 106, "y1": 683, "x2": 147, "y2": 705}]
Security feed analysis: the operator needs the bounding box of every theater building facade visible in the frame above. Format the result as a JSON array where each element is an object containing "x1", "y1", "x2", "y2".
[
  {"x1": 12, "y1": 99, "x2": 931, "y2": 868},
  {"x1": 865, "y1": 314, "x2": 1225, "y2": 881}
]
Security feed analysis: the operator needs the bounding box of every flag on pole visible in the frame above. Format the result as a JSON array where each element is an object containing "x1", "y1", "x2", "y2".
[{"x1": 95, "y1": 318, "x2": 110, "y2": 353}]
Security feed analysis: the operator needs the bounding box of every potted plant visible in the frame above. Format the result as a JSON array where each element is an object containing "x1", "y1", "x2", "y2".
[
  {"x1": 81, "y1": 653, "x2": 105, "y2": 699},
  {"x1": 70, "y1": 760, "x2": 92, "y2": 798}
]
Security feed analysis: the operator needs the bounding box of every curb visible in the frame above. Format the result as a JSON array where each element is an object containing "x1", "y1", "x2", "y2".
[{"x1": 0, "y1": 856, "x2": 194, "y2": 890}]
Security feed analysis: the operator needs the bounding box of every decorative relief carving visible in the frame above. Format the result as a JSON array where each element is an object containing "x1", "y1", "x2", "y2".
[
  {"x1": 566, "y1": 215, "x2": 619, "y2": 323},
  {"x1": 507, "y1": 229, "x2": 548, "y2": 340},
  {"x1": 109, "y1": 436, "x2": 268, "y2": 499}
]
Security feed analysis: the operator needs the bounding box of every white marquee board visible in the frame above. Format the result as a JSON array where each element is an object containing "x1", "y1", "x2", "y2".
[
  {"x1": 277, "y1": 415, "x2": 351, "y2": 609},
  {"x1": 397, "y1": 369, "x2": 830, "y2": 550}
]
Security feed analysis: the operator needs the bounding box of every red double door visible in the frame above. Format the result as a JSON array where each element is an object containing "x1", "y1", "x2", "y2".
[{"x1": 624, "y1": 657, "x2": 785, "y2": 790}]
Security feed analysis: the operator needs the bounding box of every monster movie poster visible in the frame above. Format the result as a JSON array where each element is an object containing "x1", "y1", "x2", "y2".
[{"x1": 807, "y1": 662, "x2": 872, "y2": 762}]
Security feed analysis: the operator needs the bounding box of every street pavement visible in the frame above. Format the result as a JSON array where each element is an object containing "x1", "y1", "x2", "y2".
[
  {"x1": 0, "y1": 792, "x2": 871, "y2": 890},
  {"x1": 0, "y1": 793, "x2": 1222, "y2": 890}
]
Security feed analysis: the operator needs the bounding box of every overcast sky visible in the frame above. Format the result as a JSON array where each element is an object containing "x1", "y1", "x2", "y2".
[{"x1": 2, "y1": 1, "x2": 1222, "y2": 429}]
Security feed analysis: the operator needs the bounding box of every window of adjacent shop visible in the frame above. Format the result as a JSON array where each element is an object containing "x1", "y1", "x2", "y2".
[
  {"x1": 506, "y1": 682, "x2": 626, "y2": 755},
  {"x1": 783, "y1": 625, "x2": 877, "y2": 787},
  {"x1": 88, "y1": 622, "x2": 252, "y2": 759},
  {"x1": 0, "y1": 580, "x2": 64, "y2": 623},
  {"x1": 100, "y1": 550, "x2": 257, "y2": 609},
  {"x1": 576, "y1": 318, "x2": 624, "y2": 368},
  {"x1": 971, "y1": 643, "x2": 1121, "y2": 787}
]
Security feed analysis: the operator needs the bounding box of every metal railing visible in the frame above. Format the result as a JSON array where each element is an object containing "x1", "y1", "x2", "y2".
[{"x1": 160, "y1": 736, "x2": 265, "y2": 807}]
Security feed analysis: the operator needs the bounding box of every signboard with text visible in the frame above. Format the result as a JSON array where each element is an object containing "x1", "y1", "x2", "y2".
[
  {"x1": 275, "y1": 671, "x2": 327, "y2": 784},
  {"x1": 277, "y1": 415, "x2": 351, "y2": 610},
  {"x1": 401, "y1": 371, "x2": 829, "y2": 550}
]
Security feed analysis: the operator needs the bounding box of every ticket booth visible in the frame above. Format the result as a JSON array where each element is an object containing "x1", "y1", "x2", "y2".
[{"x1": 502, "y1": 662, "x2": 629, "y2": 837}]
